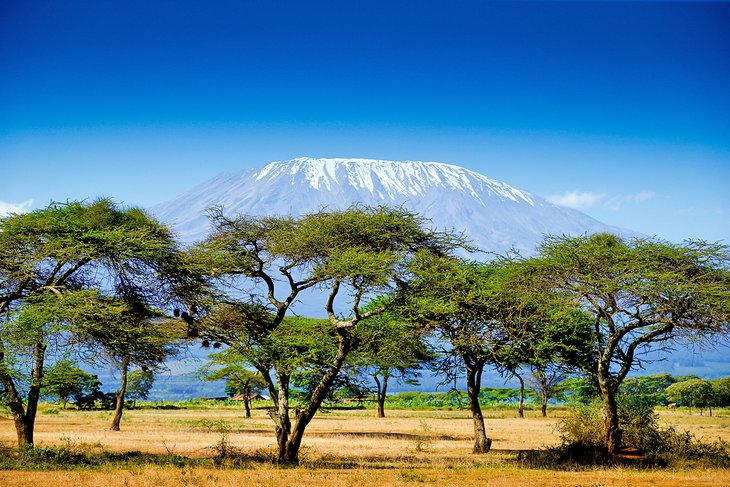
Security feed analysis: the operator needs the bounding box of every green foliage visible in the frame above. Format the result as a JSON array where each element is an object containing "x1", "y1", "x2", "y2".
[
  {"x1": 712, "y1": 376, "x2": 730, "y2": 406},
  {"x1": 666, "y1": 379, "x2": 715, "y2": 411},
  {"x1": 620, "y1": 373, "x2": 677, "y2": 406},
  {"x1": 382, "y1": 390, "x2": 468, "y2": 410},
  {"x1": 557, "y1": 377, "x2": 599, "y2": 404},
  {"x1": 402, "y1": 256, "x2": 506, "y2": 376},
  {"x1": 352, "y1": 299, "x2": 433, "y2": 379},
  {"x1": 126, "y1": 369, "x2": 155, "y2": 404},
  {"x1": 558, "y1": 401, "x2": 606, "y2": 448},
  {"x1": 72, "y1": 376, "x2": 116, "y2": 410},
  {"x1": 41, "y1": 359, "x2": 96, "y2": 409},
  {"x1": 478, "y1": 387, "x2": 520, "y2": 404},
  {"x1": 0, "y1": 443, "x2": 196, "y2": 470}
]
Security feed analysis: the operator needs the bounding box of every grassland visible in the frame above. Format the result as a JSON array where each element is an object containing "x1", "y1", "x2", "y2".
[{"x1": 1, "y1": 404, "x2": 729, "y2": 486}]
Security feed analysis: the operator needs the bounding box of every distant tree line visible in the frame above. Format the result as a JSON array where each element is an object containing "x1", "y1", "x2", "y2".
[{"x1": 1, "y1": 199, "x2": 728, "y2": 463}]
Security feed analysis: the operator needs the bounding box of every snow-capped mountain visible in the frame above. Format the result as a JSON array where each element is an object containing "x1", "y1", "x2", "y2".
[{"x1": 152, "y1": 157, "x2": 630, "y2": 255}]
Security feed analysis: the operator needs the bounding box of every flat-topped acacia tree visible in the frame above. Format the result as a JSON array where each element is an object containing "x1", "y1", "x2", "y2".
[
  {"x1": 348, "y1": 299, "x2": 435, "y2": 418},
  {"x1": 402, "y1": 254, "x2": 593, "y2": 453},
  {"x1": 72, "y1": 298, "x2": 180, "y2": 431},
  {"x1": 533, "y1": 233, "x2": 730, "y2": 453},
  {"x1": 402, "y1": 255, "x2": 505, "y2": 453},
  {"x1": 0, "y1": 199, "x2": 190, "y2": 447},
  {"x1": 194, "y1": 205, "x2": 460, "y2": 463}
]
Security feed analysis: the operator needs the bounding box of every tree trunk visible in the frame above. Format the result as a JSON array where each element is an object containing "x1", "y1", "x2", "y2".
[
  {"x1": 243, "y1": 381, "x2": 251, "y2": 418},
  {"x1": 541, "y1": 401, "x2": 547, "y2": 417},
  {"x1": 603, "y1": 389, "x2": 621, "y2": 454},
  {"x1": 276, "y1": 332, "x2": 352, "y2": 463},
  {"x1": 22, "y1": 342, "x2": 46, "y2": 447},
  {"x1": 374, "y1": 373, "x2": 389, "y2": 418},
  {"x1": 2, "y1": 341, "x2": 46, "y2": 448},
  {"x1": 597, "y1": 354, "x2": 622, "y2": 454},
  {"x1": 466, "y1": 363, "x2": 491, "y2": 453},
  {"x1": 516, "y1": 373, "x2": 525, "y2": 419},
  {"x1": 110, "y1": 356, "x2": 129, "y2": 431},
  {"x1": 1, "y1": 360, "x2": 30, "y2": 447},
  {"x1": 268, "y1": 371, "x2": 292, "y2": 462}
]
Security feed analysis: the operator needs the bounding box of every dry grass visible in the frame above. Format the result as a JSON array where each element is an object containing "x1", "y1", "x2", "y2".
[
  {"x1": 0, "y1": 406, "x2": 564, "y2": 459},
  {"x1": 1, "y1": 405, "x2": 729, "y2": 486},
  {"x1": 1, "y1": 465, "x2": 729, "y2": 487}
]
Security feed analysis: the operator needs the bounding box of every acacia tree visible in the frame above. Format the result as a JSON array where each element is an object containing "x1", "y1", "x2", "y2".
[
  {"x1": 200, "y1": 348, "x2": 267, "y2": 417},
  {"x1": 527, "y1": 363, "x2": 570, "y2": 417},
  {"x1": 74, "y1": 300, "x2": 179, "y2": 431},
  {"x1": 126, "y1": 368, "x2": 155, "y2": 408},
  {"x1": 194, "y1": 205, "x2": 458, "y2": 462},
  {"x1": 533, "y1": 233, "x2": 730, "y2": 453},
  {"x1": 403, "y1": 255, "x2": 507, "y2": 453},
  {"x1": 41, "y1": 359, "x2": 95, "y2": 409},
  {"x1": 350, "y1": 302, "x2": 434, "y2": 418},
  {"x1": 0, "y1": 199, "x2": 189, "y2": 447}
]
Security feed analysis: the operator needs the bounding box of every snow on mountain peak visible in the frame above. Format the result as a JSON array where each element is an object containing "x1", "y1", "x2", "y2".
[
  {"x1": 151, "y1": 156, "x2": 632, "y2": 255},
  {"x1": 252, "y1": 157, "x2": 535, "y2": 206}
]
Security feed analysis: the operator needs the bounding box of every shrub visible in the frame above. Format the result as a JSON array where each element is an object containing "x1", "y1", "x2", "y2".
[
  {"x1": 555, "y1": 393, "x2": 730, "y2": 467},
  {"x1": 558, "y1": 401, "x2": 604, "y2": 448}
]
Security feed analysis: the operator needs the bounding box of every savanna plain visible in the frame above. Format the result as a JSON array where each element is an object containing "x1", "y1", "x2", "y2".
[{"x1": 2, "y1": 404, "x2": 729, "y2": 486}]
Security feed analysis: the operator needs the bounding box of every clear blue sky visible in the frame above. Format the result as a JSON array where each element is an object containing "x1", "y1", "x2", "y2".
[{"x1": 1, "y1": 0, "x2": 728, "y2": 243}]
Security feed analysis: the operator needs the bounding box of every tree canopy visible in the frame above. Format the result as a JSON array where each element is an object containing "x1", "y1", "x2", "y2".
[
  {"x1": 194, "y1": 205, "x2": 461, "y2": 462},
  {"x1": 532, "y1": 233, "x2": 730, "y2": 452},
  {"x1": 0, "y1": 199, "x2": 191, "y2": 446}
]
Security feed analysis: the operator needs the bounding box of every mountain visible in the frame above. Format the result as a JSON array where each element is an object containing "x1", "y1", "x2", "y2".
[{"x1": 152, "y1": 157, "x2": 631, "y2": 254}]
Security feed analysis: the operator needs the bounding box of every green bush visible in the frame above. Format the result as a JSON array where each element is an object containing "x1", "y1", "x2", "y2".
[
  {"x1": 558, "y1": 401, "x2": 604, "y2": 448},
  {"x1": 556, "y1": 393, "x2": 730, "y2": 467}
]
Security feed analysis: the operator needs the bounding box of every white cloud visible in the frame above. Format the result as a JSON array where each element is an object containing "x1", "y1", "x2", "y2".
[
  {"x1": 603, "y1": 191, "x2": 655, "y2": 211},
  {"x1": 0, "y1": 199, "x2": 34, "y2": 217},
  {"x1": 545, "y1": 191, "x2": 605, "y2": 209},
  {"x1": 546, "y1": 190, "x2": 656, "y2": 212}
]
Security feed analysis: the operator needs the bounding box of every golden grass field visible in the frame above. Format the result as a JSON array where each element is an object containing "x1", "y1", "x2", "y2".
[{"x1": 1, "y1": 404, "x2": 730, "y2": 486}]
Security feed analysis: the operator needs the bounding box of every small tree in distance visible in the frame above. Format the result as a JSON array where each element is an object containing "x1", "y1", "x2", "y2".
[
  {"x1": 126, "y1": 369, "x2": 156, "y2": 408},
  {"x1": 528, "y1": 363, "x2": 569, "y2": 417},
  {"x1": 41, "y1": 359, "x2": 96, "y2": 410},
  {"x1": 351, "y1": 298, "x2": 434, "y2": 418},
  {"x1": 666, "y1": 378, "x2": 715, "y2": 416},
  {"x1": 200, "y1": 348, "x2": 267, "y2": 417}
]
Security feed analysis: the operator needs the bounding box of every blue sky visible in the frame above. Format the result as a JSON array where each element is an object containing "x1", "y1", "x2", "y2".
[{"x1": 1, "y1": 0, "x2": 728, "y2": 243}]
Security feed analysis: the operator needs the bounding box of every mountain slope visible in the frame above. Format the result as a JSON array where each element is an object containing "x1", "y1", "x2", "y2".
[{"x1": 152, "y1": 157, "x2": 630, "y2": 254}]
